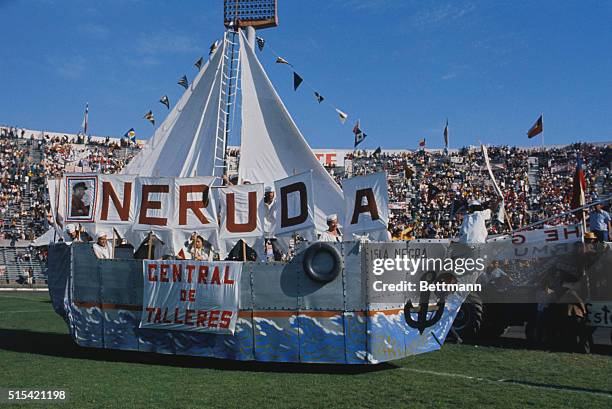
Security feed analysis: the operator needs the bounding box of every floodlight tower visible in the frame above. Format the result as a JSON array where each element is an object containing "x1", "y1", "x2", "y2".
[{"x1": 220, "y1": 0, "x2": 278, "y2": 177}]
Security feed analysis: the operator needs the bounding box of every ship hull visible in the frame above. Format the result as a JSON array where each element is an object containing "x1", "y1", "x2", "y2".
[{"x1": 47, "y1": 241, "x2": 468, "y2": 364}]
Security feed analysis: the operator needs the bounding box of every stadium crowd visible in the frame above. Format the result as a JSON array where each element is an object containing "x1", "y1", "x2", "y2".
[
  {"x1": 0, "y1": 127, "x2": 139, "y2": 246},
  {"x1": 0, "y1": 126, "x2": 610, "y2": 249},
  {"x1": 343, "y1": 144, "x2": 610, "y2": 240},
  {"x1": 0, "y1": 128, "x2": 47, "y2": 243},
  {"x1": 43, "y1": 134, "x2": 138, "y2": 177}
]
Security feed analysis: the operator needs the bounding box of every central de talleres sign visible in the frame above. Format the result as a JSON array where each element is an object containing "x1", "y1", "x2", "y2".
[{"x1": 140, "y1": 260, "x2": 243, "y2": 334}]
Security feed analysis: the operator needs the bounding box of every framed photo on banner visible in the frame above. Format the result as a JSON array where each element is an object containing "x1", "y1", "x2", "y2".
[{"x1": 65, "y1": 174, "x2": 98, "y2": 223}]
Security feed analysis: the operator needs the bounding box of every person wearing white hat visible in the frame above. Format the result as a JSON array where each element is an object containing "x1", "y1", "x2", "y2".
[
  {"x1": 93, "y1": 231, "x2": 112, "y2": 259},
  {"x1": 458, "y1": 199, "x2": 493, "y2": 244},
  {"x1": 65, "y1": 224, "x2": 92, "y2": 243},
  {"x1": 65, "y1": 224, "x2": 78, "y2": 241},
  {"x1": 319, "y1": 214, "x2": 342, "y2": 242}
]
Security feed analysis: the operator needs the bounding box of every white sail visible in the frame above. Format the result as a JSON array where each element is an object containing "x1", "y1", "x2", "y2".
[
  {"x1": 237, "y1": 31, "x2": 344, "y2": 232},
  {"x1": 122, "y1": 35, "x2": 227, "y2": 178}
]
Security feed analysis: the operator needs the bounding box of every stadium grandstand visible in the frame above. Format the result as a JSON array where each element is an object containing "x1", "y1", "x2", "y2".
[{"x1": 0, "y1": 124, "x2": 610, "y2": 286}]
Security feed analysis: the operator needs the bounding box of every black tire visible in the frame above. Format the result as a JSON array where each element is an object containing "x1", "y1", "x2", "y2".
[
  {"x1": 302, "y1": 242, "x2": 342, "y2": 283},
  {"x1": 452, "y1": 293, "x2": 484, "y2": 341}
]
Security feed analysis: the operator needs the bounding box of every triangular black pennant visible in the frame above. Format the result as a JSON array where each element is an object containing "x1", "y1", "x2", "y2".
[
  {"x1": 143, "y1": 110, "x2": 155, "y2": 125},
  {"x1": 178, "y1": 75, "x2": 189, "y2": 89},
  {"x1": 209, "y1": 40, "x2": 219, "y2": 56},
  {"x1": 159, "y1": 95, "x2": 170, "y2": 109},
  {"x1": 293, "y1": 72, "x2": 303, "y2": 91},
  {"x1": 256, "y1": 36, "x2": 265, "y2": 51},
  {"x1": 314, "y1": 92, "x2": 324, "y2": 103}
]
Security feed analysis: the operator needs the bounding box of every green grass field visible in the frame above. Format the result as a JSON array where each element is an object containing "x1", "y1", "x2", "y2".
[{"x1": 0, "y1": 292, "x2": 611, "y2": 409}]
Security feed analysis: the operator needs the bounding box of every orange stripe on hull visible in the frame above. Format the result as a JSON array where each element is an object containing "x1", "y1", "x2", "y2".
[{"x1": 72, "y1": 300, "x2": 404, "y2": 318}]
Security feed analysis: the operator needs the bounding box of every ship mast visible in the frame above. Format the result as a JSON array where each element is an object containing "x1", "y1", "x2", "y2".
[{"x1": 221, "y1": 0, "x2": 278, "y2": 182}]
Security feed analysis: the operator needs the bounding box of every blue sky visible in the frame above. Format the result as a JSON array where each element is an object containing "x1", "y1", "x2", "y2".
[{"x1": 1, "y1": 0, "x2": 611, "y2": 149}]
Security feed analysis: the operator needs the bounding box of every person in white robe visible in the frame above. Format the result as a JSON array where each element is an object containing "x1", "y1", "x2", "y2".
[
  {"x1": 93, "y1": 232, "x2": 112, "y2": 259},
  {"x1": 318, "y1": 214, "x2": 342, "y2": 242},
  {"x1": 458, "y1": 200, "x2": 492, "y2": 244}
]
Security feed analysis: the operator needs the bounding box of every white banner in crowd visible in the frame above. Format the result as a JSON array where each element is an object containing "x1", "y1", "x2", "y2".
[
  {"x1": 273, "y1": 171, "x2": 316, "y2": 236},
  {"x1": 481, "y1": 145, "x2": 504, "y2": 199},
  {"x1": 218, "y1": 183, "x2": 264, "y2": 241},
  {"x1": 342, "y1": 172, "x2": 389, "y2": 238},
  {"x1": 489, "y1": 223, "x2": 583, "y2": 260},
  {"x1": 140, "y1": 260, "x2": 242, "y2": 334}
]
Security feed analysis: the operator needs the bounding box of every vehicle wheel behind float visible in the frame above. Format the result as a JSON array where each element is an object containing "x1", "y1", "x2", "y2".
[
  {"x1": 479, "y1": 321, "x2": 508, "y2": 340},
  {"x1": 451, "y1": 293, "x2": 484, "y2": 341},
  {"x1": 477, "y1": 304, "x2": 508, "y2": 340}
]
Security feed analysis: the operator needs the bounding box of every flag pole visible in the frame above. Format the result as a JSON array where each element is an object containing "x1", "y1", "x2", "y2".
[
  {"x1": 112, "y1": 228, "x2": 117, "y2": 259},
  {"x1": 147, "y1": 230, "x2": 154, "y2": 260},
  {"x1": 503, "y1": 206, "x2": 513, "y2": 231},
  {"x1": 509, "y1": 195, "x2": 611, "y2": 235},
  {"x1": 541, "y1": 113, "x2": 544, "y2": 150}
]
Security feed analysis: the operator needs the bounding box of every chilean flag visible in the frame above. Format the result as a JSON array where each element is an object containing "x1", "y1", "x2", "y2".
[
  {"x1": 527, "y1": 115, "x2": 543, "y2": 138},
  {"x1": 570, "y1": 156, "x2": 587, "y2": 223}
]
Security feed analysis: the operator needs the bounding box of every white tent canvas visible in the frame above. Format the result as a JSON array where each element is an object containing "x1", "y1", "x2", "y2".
[
  {"x1": 122, "y1": 36, "x2": 226, "y2": 179},
  {"x1": 237, "y1": 31, "x2": 344, "y2": 232}
]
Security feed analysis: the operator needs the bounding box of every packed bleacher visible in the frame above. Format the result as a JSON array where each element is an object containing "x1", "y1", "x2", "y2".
[
  {"x1": 0, "y1": 124, "x2": 610, "y2": 285},
  {"x1": 343, "y1": 144, "x2": 611, "y2": 239},
  {"x1": 0, "y1": 126, "x2": 140, "y2": 285}
]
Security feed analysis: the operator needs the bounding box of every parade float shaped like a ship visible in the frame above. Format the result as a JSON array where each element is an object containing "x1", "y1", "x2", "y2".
[{"x1": 45, "y1": 10, "x2": 585, "y2": 364}]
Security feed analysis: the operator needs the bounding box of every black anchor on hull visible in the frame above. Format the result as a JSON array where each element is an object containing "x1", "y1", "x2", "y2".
[{"x1": 404, "y1": 271, "x2": 446, "y2": 334}]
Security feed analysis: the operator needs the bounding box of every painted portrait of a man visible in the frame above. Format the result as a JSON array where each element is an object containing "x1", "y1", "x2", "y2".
[
  {"x1": 70, "y1": 182, "x2": 90, "y2": 217},
  {"x1": 66, "y1": 176, "x2": 97, "y2": 222}
]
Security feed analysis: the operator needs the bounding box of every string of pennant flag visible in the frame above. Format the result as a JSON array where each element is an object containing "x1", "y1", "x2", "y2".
[
  {"x1": 256, "y1": 36, "x2": 368, "y2": 147},
  {"x1": 134, "y1": 39, "x2": 222, "y2": 140},
  {"x1": 254, "y1": 37, "x2": 543, "y2": 150},
  {"x1": 134, "y1": 33, "x2": 543, "y2": 151}
]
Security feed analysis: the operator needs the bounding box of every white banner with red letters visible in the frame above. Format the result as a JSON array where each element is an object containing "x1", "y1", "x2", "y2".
[
  {"x1": 342, "y1": 172, "x2": 389, "y2": 237},
  {"x1": 48, "y1": 172, "x2": 394, "y2": 252},
  {"x1": 218, "y1": 183, "x2": 264, "y2": 241},
  {"x1": 140, "y1": 260, "x2": 243, "y2": 334},
  {"x1": 96, "y1": 174, "x2": 137, "y2": 235},
  {"x1": 273, "y1": 171, "x2": 316, "y2": 236}
]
